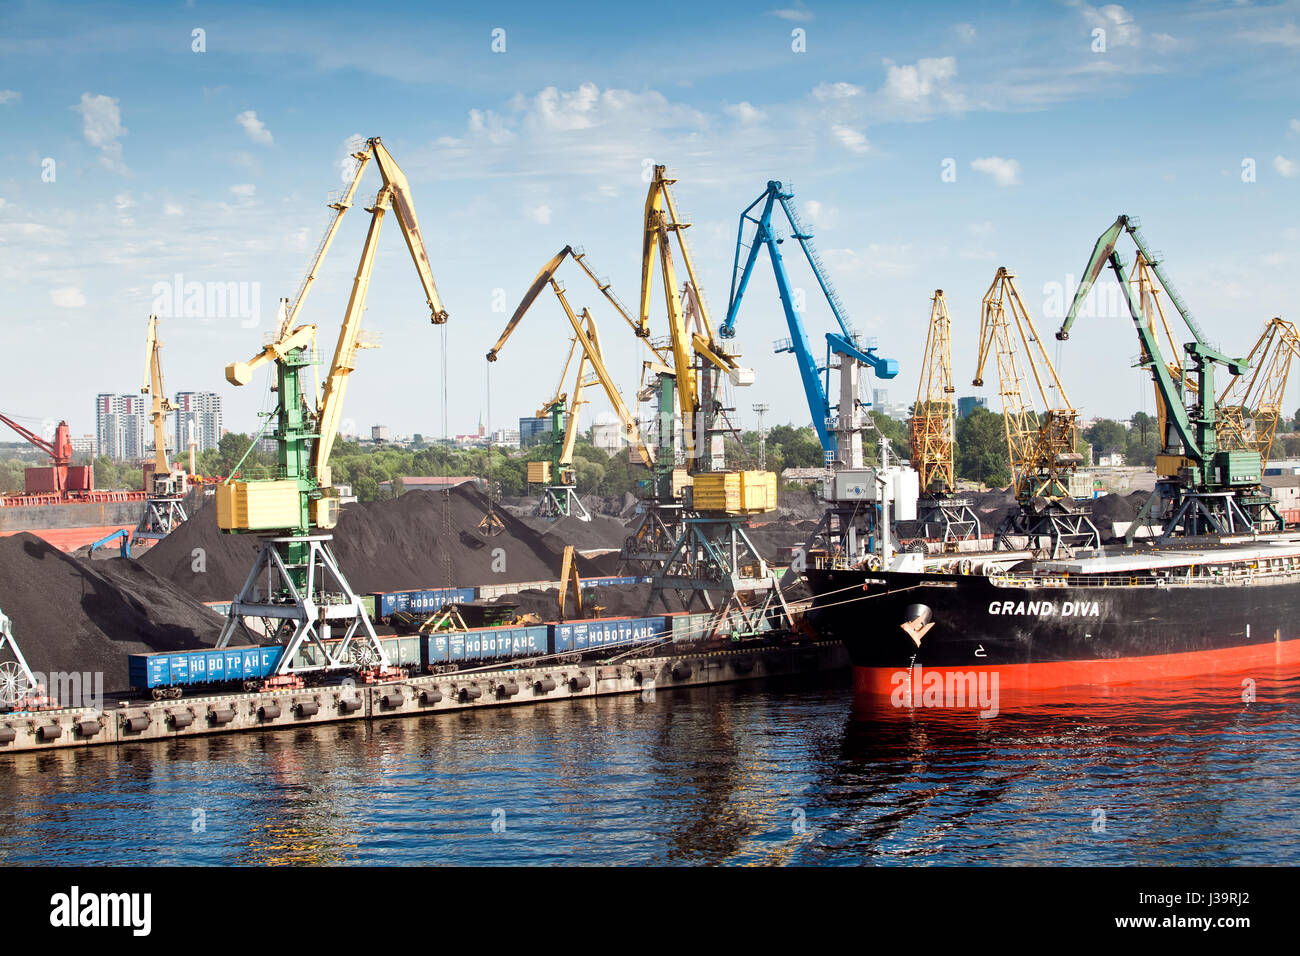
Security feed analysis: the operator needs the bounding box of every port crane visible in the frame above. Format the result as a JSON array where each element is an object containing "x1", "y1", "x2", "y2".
[
  {"x1": 486, "y1": 244, "x2": 654, "y2": 520},
  {"x1": 908, "y1": 290, "x2": 980, "y2": 544},
  {"x1": 630, "y1": 166, "x2": 787, "y2": 632},
  {"x1": 1056, "y1": 214, "x2": 1281, "y2": 540},
  {"x1": 134, "y1": 314, "x2": 189, "y2": 541},
  {"x1": 215, "y1": 137, "x2": 447, "y2": 675},
  {"x1": 722, "y1": 180, "x2": 898, "y2": 466},
  {"x1": 974, "y1": 266, "x2": 1099, "y2": 556},
  {"x1": 1216, "y1": 317, "x2": 1300, "y2": 469},
  {"x1": 722, "y1": 179, "x2": 904, "y2": 571}
]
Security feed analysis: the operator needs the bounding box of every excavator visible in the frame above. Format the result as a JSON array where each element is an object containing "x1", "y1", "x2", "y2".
[
  {"x1": 974, "y1": 266, "x2": 1098, "y2": 556},
  {"x1": 214, "y1": 137, "x2": 447, "y2": 675}
]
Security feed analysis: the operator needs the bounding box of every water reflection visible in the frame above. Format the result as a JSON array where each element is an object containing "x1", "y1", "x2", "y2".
[{"x1": 0, "y1": 669, "x2": 1296, "y2": 865}]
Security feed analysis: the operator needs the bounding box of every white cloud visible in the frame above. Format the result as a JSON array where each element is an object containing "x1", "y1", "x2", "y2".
[
  {"x1": 526, "y1": 203, "x2": 552, "y2": 224},
  {"x1": 1239, "y1": 22, "x2": 1300, "y2": 48},
  {"x1": 969, "y1": 220, "x2": 994, "y2": 236},
  {"x1": 882, "y1": 56, "x2": 958, "y2": 103},
  {"x1": 769, "y1": 2, "x2": 813, "y2": 21},
  {"x1": 0, "y1": 90, "x2": 19, "y2": 105},
  {"x1": 953, "y1": 23, "x2": 977, "y2": 42},
  {"x1": 1150, "y1": 33, "x2": 1178, "y2": 53},
  {"x1": 236, "y1": 110, "x2": 273, "y2": 145},
  {"x1": 724, "y1": 101, "x2": 766, "y2": 123},
  {"x1": 230, "y1": 183, "x2": 256, "y2": 198},
  {"x1": 163, "y1": 202, "x2": 184, "y2": 217},
  {"x1": 0, "y1": 197, "x2": 6, "y2": 210},
  {"x1": 72, "y1": 92, "x2": 127, "y2": 172},
  {"x1": 1274, "y1": 155, "x2": 1299, "y2": 178},
  {"x1": 813, "y1": 81, "x2": 864, "y2": 101},
  {"x1": 802, "y1": 200, "x2": 837, "y2": 227},
  {"x1": 971, "y1": 156, "x2": 1021, "y2": 186},
  {"x1": 1290, "y1": 119, "x2": 1300, "y2": 136},
  {"x1": 830, "y1": 125, "x2": 871, "y2": 154},
  {"x1": 467, "y1": 109, "x2": 515, "y2": 145},
  {"x1": 519, "y1": 83, "x2": 707, "y2": 134},
  {"x1": 50, "y1": 287, "x2": 86, "y2": 308},
  {"x1": 113, "y1": 192, "x2": 134, "y2": 212}
]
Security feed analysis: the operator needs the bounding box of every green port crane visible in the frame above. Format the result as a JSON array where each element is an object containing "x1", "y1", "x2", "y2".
[
  {"x1": 1056, "y1": 214, "x2": 1281, "y2": 540},
  {"x1": 214, "y1": 137, "x2": 447, "y2": 675}
]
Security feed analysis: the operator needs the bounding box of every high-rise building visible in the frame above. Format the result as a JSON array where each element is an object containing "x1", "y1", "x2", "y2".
[
  {"x1": 95, "y1": 393, "x2": 149, "y2": 460},
  {"x1": 174, "y1": 391, "x2": 222, "y2": 454},
  {"x1": 957, "y1": 396, "x2": 989, "y2": 418},
  {"x1": 519, "y1": 416, "x2": 550, "y2": 447}
]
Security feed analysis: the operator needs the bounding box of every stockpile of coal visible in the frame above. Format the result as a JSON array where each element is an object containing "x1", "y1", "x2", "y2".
[
  {"x1": 1088, "y1": 491, "x2": 1148, "y2": 540},
  {"x1": 489, "y1": 582, "x2": 691, "y2": 619},
  {"x1": 0, "y1": 533, "x2": 220, "y2": 691},
  {"x1": 140, "y1": 484, "x2": 606, "y2": 603},
  {"x1": 523, "y1": 512, "x2": 632, "y2": 552},
  {"x1": 746, "y1": 518, "x2": 819, "y2": 560}
]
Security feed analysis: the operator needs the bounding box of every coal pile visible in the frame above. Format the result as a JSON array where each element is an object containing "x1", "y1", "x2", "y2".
[
  {"x1": 140, "y1": 484, "x2": 605, "y2": 603},
  {"x1": 488, "y1": 582, "x2": 691, "y2": 620},
  {"x1": 0, "y1": 533, "x2": 220, "y2": 692},
  {"x1": 1089, "y1": 491, "x2": 1148, "y2": 540},
  {"x1": 523, "y1": 511, "x2": 632, "y2": 552}
]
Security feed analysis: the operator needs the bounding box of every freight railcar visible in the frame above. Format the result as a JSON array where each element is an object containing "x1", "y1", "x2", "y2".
[{"x1": 129, "y1": 645, "x2": 285, "y2": 700}]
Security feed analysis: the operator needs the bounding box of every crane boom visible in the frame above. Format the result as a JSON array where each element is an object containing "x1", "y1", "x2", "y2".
[
  {"x1": 911, "y1": 290, "x2": 956, "y2": 495},
  {"x1": 1216, "y1": 317, "x2": 1300, "y2": 467}
]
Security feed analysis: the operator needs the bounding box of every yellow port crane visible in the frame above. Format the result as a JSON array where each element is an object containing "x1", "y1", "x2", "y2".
[
  {"x1": 973, "y1": 267, "x2": 1097, "y2": 555},
  {"x1": 639, "y1": 165, "x2": 756, "y2": 482},
  {"x1": 1217, "y1": 317, "x2": 1300, "y2": 468},
  {"x1": 908, "y1": 290, "x2": 980, "y2": 543},
  {"x1": 215, "y1": 136, "x2": 446, "y2": 675},
  {"x1": 487, "y1": 245, "x2": 655, "y2": 520},
  {"x1": 135, "y1": 314, "x2": 190, "y2": 540}
]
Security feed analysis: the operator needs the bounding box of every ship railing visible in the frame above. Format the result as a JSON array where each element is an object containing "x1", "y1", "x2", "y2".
[{"x1": 990, "y1": 566, "x2": 1299, "y2": 588}]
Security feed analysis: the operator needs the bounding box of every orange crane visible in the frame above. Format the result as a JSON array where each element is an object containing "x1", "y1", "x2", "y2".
[
  {"x1": 907, "y1": 290, "x2": 979, "y2": 543},
  {"x1": 973, "y1": 267, "x2": 1097, "y2": 556}
]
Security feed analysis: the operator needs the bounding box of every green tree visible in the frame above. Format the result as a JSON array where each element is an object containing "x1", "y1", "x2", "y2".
[
  {"x1": 955, "y1": 407, "x2": 1011, "y2": 487},
  {"x1": 1084, "y1": 418, "x2": 1128, "y2": 459}
]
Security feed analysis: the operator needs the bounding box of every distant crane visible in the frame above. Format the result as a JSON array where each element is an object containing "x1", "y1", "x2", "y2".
[
  {"x1": 135, "y1": 314, "x2": 189, "y2": 540},
  {"x1": 486, "y1": 245, "x2": 654, "y2": 520},
  {"x1": 1216, "y1": 317, "x2": 1300, "y2": 470},
  {"x1": 974, "y1": 267, "x2": 1098, "y2": 556},
  {"x1": 907, "y1": 290, "x2": 980, "y2": 544},
  {"x1": 0, "y1": 607, "x2": 37, "y2": 709},
  {"x1": 1057, "y1": 214, "x2": 1281, "y2": 540}
]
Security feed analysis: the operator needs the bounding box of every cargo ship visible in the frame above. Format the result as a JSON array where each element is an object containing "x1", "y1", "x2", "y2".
[{"x1": 805, "y1": 536, "x2": 1300, "y2": 693}]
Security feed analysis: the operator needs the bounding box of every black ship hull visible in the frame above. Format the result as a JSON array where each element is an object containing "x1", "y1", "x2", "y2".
[{"x1": 806, "y1": 562, "x2": 1300, "y2": 694}]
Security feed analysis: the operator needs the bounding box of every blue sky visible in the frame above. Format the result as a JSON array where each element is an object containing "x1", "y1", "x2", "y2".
[{"x1": 1, "y1": 0, "x2": 1298, "y2": 444}]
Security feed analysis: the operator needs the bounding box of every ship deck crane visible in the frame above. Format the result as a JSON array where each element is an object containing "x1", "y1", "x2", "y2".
[
  {"x1": 973, "y1": 267, "x2": 1098, "y2": 556},
  {"x1": 0, "y1": 414, "x2": 75, "y2": 496},
  {"x1": 907, "y1": 290, "x2": 980, "y2": 544},
  {"x1": 135, "y1": 314, "x2": 189, "y2": 540},
  {"x1": 1056, "y1": 214, "x2": 1280, "y2": 540},
  {"x1": 215, "y1": 136, "x2": 447, "y2": 676},
  {"x1": 1216, "y1": 317, "x2": 1300, "y2": 470},
  {"x1": 487, "y1": 245, "x2": 654, "y2": 520}
]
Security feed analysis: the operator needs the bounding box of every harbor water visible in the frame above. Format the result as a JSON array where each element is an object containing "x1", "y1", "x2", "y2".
[{"x1": 2, "y1": 669, "x2": 1298, "y2": 865}]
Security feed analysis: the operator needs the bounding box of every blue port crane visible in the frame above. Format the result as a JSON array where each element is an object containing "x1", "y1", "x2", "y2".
[{"x1": 722, "y1": 181, "x2": 898, "y2": 463}]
